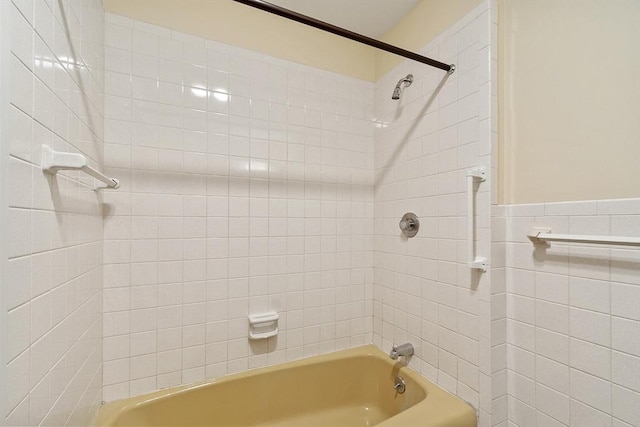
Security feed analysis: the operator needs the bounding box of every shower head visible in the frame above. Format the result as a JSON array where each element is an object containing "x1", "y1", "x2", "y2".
[{"x1": 391, "y1": 74, "x2": 414, "y2": 100}]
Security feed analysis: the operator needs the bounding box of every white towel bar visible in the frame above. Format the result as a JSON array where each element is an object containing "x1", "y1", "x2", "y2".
[
  {"x1": 528, "y1": 228, "x2": 640, "y2": 247},
  {"x1": 41, "y1": 145, "x2": 120, "y2": 189},
  {"x1": 467, "y1": 167, "x2": 487, "y2": 271}
]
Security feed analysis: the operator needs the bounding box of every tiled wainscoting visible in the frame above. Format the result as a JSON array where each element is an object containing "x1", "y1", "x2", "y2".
[{"x1": 503, "y1": 199, "x2": 640, "y2": 427}]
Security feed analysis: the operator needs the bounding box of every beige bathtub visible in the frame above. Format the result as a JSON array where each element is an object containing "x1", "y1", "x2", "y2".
[{"x1": 94, "y1": 345, "x2": 476, "y2": 427}]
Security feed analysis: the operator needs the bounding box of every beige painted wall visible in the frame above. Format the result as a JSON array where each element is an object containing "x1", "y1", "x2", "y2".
[
  {"x1": 500, "y1": 0, "x2": 640, "y2": 203},
  {"x1": 376, "y1": 0, "x2": 482, "y2": 79},
  {"x1": 103, "y1": 0, "x2": 481, "y2": 82},
  {"x1": 104, "y1": 0, "x2": 376, "y2": 81}
]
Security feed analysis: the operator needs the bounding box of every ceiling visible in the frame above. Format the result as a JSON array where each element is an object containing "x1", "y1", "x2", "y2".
[{"x1": 267, "y1": 0, "x2": 421, "y2": 39}]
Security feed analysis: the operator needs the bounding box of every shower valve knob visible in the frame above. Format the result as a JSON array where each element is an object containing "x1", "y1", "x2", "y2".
[
  {"x1": 399, "y1": 213, "x2": 419, "y2": 238},
  {"x1": 399, "y1": 219, "x2": 413, "y2": 230}
]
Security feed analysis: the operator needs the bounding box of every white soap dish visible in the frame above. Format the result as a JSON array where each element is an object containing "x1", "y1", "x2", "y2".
[{"x1": 248, "y1": 312, "x2": 279, "y2": 340}]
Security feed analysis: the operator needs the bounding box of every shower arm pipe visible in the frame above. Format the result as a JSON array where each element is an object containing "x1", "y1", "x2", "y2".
[{"x1": 232, "y1": 0, "x2": 455, "y2": 74}]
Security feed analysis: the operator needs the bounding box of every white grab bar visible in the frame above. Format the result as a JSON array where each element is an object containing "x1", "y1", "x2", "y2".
[
  {"x1": 41, "y1": 145, "x2": 120, "y2": 189},
  {"x1": 528, "y1": 228, "x2": 640, "y2": 247},
  {"x1": 467, "y1": 167, "x2": 487, "y2": 271}
]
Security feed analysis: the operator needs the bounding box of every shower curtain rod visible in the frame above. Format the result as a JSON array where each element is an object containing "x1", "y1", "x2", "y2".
[{"x1": 232, "y1": 0, "x2": 455, "y2": 74}]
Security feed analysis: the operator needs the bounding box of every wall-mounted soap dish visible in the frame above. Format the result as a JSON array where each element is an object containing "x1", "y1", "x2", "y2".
[{"x1": 248, "y1": 312, "x2": 279, "y2": 339}]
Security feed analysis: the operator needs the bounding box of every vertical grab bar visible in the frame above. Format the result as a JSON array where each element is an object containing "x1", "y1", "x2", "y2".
[{"x1": 466, "y1": 167, "x2": 487, "y2": 272}]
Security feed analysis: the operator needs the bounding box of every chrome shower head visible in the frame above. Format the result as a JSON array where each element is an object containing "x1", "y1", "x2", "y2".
[
  {"x1": 392, "y1": 74, "x2": 414, "y2": 100},
  {"x1": 391, "y1": 86, "x2": 402, "y2": 100}
]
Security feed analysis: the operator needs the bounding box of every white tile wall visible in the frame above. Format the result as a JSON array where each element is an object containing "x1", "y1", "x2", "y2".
[
  {"x1": 102, "y1": 14, "x2": 375, "y2": 400},
  {"x1": 3, "y1": 0, "x2": 105, "y2": 425},
  {"x1": 371, "y1": 2, "x2": 498, "y2": 426},
  {"x1": 3, "y1": 2, "x2": 633, "y2": 427},
  {"x1": 504, "y1": 199, "x2": 640, "y2": 426},
  {"x1": 0, "y1": 2, "x2": 7, "y2": 422},
  {"x1": 492, "y1": 204, "x2": 508, "y2": 427}
]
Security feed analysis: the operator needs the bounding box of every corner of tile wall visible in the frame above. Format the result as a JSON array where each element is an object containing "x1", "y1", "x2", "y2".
[
  {"x1": 0, "y1": 0, "x2": 9, "y2": 422},
  {"x1": 372, "y1": 1, "x2": 498, "y2": 425}
]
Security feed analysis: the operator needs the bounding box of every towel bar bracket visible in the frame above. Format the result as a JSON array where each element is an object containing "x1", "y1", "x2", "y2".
[
  {"x1": 527, "y1": 227, "x2": 552, "y2": 245},
  {"x1": 41, "y1": 145, "x2": 120, "y2": 190}
]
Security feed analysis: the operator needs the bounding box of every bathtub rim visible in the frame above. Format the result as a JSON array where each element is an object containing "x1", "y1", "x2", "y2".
[{"x1": 93, "y1": 344, "x2": 477, "y2": 427}]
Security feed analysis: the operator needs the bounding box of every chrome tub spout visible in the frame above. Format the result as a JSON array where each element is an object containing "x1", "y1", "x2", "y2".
[{"x1": 389, "y1": 343, "x2": 414, "y2": 360}]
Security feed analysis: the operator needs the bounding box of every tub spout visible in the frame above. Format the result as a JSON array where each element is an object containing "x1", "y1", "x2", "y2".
[{"x1": 389, "y1": 343, "x2": 414, "y2": 360}]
